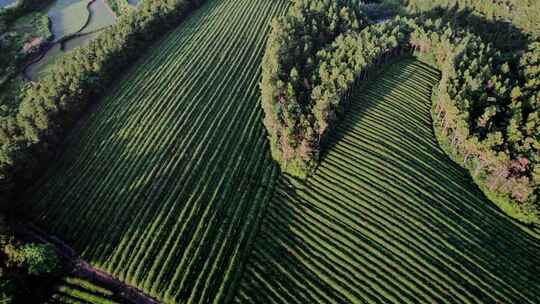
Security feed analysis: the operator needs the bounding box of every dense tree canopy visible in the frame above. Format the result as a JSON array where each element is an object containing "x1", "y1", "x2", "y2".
[
  {"x1": 261, "y1": 0, "x2": 539, "y2": 223},
  {"x1": 261, "y1": 0, "x2": 369, "y2": 176},
  {"x1": 404, "y1": 0, "x2": 540, "y2": 37}
]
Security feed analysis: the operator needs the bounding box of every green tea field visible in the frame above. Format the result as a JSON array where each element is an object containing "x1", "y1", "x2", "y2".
[
  {"x1": 6, "y1": 0, "x2": 538, "y2": 303},
  {"x1": 25, "y1": 0, "x2": 288, "y2": 302},
  {"x1": 234, "y1": 59, "x2": 540, "y2": 304},
  {"x1": 47, "y1": 276, "x2": 121, "y2": 304}
]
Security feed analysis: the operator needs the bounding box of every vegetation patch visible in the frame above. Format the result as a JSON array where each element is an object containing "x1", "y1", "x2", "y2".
[
  {"x1": 0, "y1": 9, "x2": 51, "y2": 115},
  {"x1": 260, "y1": 0, "x2": 369, "y2": 177},
  {"x1": 24, "y1": 0, "x2": 288, "y2": 302},
  {"x1": 106, "y1": 0, "x2": 133, "y2": 17},
  {"x1": 235, "y1": 59, "x2": 540, "y2": 303},
  {"x1": 0, "y1": 215, "x2": 61, "y2": 304},
  {"x1": 47, "y1": 276, "x2": 122, "y2": 304},
  {"x1": 261, "y1": 0, "x2": 540, "y2": 223}
]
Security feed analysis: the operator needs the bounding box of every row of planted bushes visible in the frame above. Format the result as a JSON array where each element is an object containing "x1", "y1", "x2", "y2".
[
  {"x1": 261, "y1": 0, "x2": 539, "y2": 223},
  {"x1": 0, "y1": 0, "x2": 205, "y2": 196}
]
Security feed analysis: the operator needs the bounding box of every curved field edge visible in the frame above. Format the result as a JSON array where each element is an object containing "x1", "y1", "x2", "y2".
[
  {"x1": 24, "y1": 0, "x2": 289, "y2": 303},
  {"x1": 431, "y1": 103, "x2": 540, "y2": 226},
  {"x1": 233, "y1": 59, "x2": 540, "y2": 304}
]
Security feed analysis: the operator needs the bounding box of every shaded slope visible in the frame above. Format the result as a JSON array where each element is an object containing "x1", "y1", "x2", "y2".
[
  {"x1": 25, "y1": 0, "x2": 288, "y2": 303},
  {"x1": 234, "y1": 59, "x2": 540, "y2": 304}
]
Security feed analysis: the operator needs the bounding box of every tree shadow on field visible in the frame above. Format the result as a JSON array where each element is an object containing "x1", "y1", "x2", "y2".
[
  {"x1": 18, "y1": 1, "x2": 294, "y2": 303},
  {"x1": 234, "y1": 59, "x2": 540, "y2": 304},
  {"x1": 18, "y1": 0, "x2": 230, "y2": 271}
]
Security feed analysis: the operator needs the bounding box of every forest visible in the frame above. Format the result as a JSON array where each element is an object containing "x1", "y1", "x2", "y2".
[
  {"x1": 405, "y1": 0, "x2": 540, "y2": 36},
  {"x1": 260, "y1": 0, "x2": 539, "y2": 223},
  {"x1": 0, "y1": 0, "x2": 539, "y2": 303}
]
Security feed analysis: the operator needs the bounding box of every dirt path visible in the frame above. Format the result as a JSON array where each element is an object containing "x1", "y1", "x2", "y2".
[{"x1": 14, "y1": 223, "x2": 160, "y2": 304}]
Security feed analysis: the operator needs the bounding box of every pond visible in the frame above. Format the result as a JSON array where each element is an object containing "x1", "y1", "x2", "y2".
[
  {"x1": 48, "y1": 0, "x2": 90, "y2": 42},
  {"x1": 46, "y1": 0, "x2": 81, "y2": 11},
  {"x1": 83, "y1": 0, "x2": 116, "y2": 33},
  {"x1": 25, "y1": 0, "x2": 116, "y2": 81}
]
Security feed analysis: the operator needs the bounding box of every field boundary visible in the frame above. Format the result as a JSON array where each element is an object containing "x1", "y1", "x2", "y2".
[{"x1": 14, "y1": 222, "x2": 160, "y2": 304}]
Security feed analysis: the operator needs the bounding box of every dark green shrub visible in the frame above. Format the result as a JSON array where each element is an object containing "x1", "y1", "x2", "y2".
[{"x1": 9, "y1": 243, "x2": 60, "y2": 276}]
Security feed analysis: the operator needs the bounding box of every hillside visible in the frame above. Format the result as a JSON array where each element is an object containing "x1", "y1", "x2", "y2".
[
  {"x1": 235, "y1": 59, "x2": 540, "y2": 303},
  {"x1": 0, "y1": 0, "x2": 537, "y2": 303},
  {"x1": 24, "y1": 0, "x2": 288, "y2": 303}
]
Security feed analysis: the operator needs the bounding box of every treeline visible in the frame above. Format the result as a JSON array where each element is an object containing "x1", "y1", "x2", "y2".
[
  {"x1": 261, "y1": 0, "x2": 539, "y2": 222},
  {"x1": 429, "y1": 35, "x2": 540, "y2": 222},
  {"x1": 0, "y1": 0, "x2": 205, "y2": 198},
  {"x1": 404, "y1": 0, "x2": 540, "y2": 37},
  {"x1": 0, "y1": 0, "x2": 50, "y2": 25},
  {"x1": 261, "y1": 0, "x2": 368, "y2": 176},
  {"x1": 407, "y1": 15, "x2": 539, "y2": 222}
]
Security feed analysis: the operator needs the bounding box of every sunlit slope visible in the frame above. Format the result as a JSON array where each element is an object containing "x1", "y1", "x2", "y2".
[
  {"x1": 25, "y1": 0, "x2": 288, "y2": 303},
  {"x1": 234, "y1": 59, "x2": 540, "y2": 304}
]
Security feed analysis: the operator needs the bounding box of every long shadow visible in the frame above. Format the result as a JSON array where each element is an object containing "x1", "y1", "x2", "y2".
[
  {"x1": 18, "y1": 0, "x2": 290, "y2": 303},
  {"x1": 234, "y1": 59, "x2": 540, "y2": 304}
]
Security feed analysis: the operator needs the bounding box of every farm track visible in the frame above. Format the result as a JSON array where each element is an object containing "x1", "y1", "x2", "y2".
[
  {"x1": 234, "y1": 59, "x2": 540, "y2": 304},
  {"x1": 25, "y1": 0, "x2": 288, "y2": 303}
]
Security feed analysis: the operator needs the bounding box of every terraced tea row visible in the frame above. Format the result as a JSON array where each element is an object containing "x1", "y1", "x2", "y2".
[
  {"x1": 25, "y1": 0, "x2": 288, "y2": 303},
  {"x1": 46, "y1": 277, "x2": 120, "y2": 304},
  {"x1": 234, "y1": 59, "x2": 540, "y2": 304}
]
